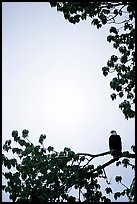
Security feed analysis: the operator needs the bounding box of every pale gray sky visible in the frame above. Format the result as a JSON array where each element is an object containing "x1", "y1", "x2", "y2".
[{"x1": 2, "y1": 2, "x2": 135, "y2": 202}]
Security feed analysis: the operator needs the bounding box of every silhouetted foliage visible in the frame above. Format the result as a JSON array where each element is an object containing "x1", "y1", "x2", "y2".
[
  {"x1": 49, "y1": 2, "x2": 135, "y2": 119},
  {"x1": 2, "y1": 130, "x2": 135, "y2": 202}
]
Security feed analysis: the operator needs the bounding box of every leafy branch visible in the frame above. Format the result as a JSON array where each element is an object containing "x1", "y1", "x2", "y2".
[{"x1": 2, "y1": 130, "x2": 135, "y2": 202}]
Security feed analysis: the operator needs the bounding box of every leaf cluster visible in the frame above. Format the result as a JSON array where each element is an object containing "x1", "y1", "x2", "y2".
[{"x1": 2, "y1": 130, "x2": 108, "y2": 202}]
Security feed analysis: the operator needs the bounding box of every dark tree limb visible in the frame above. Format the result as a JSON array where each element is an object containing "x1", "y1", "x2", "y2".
[
  {"x1": 76, "y1": 151, "x2": 135, "y2": 173},
  {"x1": 77, "y1": 151, "x2": 135, "y2": 159},
  {"x1": 122, "y1": 152, "x2": 135, "y2": 158},
  {"x1": 77, "y1": 151, "x2": 110, "y2": 158},
  {"x1": 90, "y1": 152, "x2": 135, "y2": 174},
  {"x1": 92, "y1": 157, "x2": 119, "y2": 173}
]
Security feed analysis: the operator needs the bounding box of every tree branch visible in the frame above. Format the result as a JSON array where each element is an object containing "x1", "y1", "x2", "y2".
[
  {"x1": 106, "y1": 5, "x2": 126, "y2": 24},
  {"x1": 91, "y1": 157, "x2": 119, "y2": 173},
  {"x1": 77, "y1": 151, "x2": 135, "y2": 159},
  {"x1": 76, "y1": 150, "x2": 135, "y2": 174},
  {"x1": 90, "y1": 151, "x2": 135, "y2": 174},
  {"x1": 122, "y1": 152, "x2": 135, "y2": 158},
  {"x1": 77, "y1": 151, "x2": 110, "y2": 158}
]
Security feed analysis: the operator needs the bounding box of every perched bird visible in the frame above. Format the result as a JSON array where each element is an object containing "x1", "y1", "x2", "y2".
[{"x1": 109, "y1": 130, "x2": 122, "y2": 158}]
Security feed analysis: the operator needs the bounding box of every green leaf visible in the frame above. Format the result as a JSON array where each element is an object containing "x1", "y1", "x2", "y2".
[
  {"x1": 110, "y1": 55, "x2": 118, "y2": 62},
  {"x1": 12, "y1": 130, "x2": 18, "y2": 137},
  {"x1": 4, "y1": 172, "x2": 12, "y2": 179},
  {"x1": 67, "y1": 196, "x2": 76, "y2": 202},
  {"x1": 21, "y1": 173, "x2": 27, "y2": 180},
  {"x1": 7, "y1": 140, "x2": 12, "y2": 146},
  {"x1": 102, "y1": 67, "x2": 109, "y2": 76},
  {"x1": 116, "y1": 161, "x2": 121, "y2": 166},
  {"x1": 114, "y1": 192, "x2": 121, "y2": 200},
  {"x1": 48, "y1": 146, "x2": 54, "y2": 152},
  {"x1": 74, "y1": 14, "x2": 81, "y2": 23},
  {"x1": 73, "y1": 154, "x2": 79, "y2": 161},
  {"x1": 80, "y1": 156, "x2": 85, "y2": 162},
  {"x1": 39, "y1": 134, "x2": 46, "y2": 145},
  {"x1": 120, "y1": 55, "x2": 128, "y2": 63},
  {"x1": 119, "y1": 91, "x2": 124, "y2": 98},
  {"x1": 68, "y1": 150, "x2": 75, "y2": 159},
  {"x1": 103, "y1": 71, "x2": 108, "y2": 76},
  {"x1": 97, "y1": 23, "x2": 102, "y2": 29},
  {"x1": 12, "y1": 131, "x2": 20, "y2": 142},
  {"x1": 116, "y1": 85, "x2": 122, "y2": 92},
  {"x1": 121, "y1": 190, "x2": 126, "y2": 196},
  {"x1": 102, "y1": 66, "x2": 109, "y2": 72},
  {"x1": 111, "y1": 93, "x2": 116, "y2": 100},
  {"x1": 7, "y1": 162, "x2": 12, "y2": 170},
  {"x1": 115, "y1": 176, "x2": 122, "y2": 183},
  {"x1": 50, "y1": 2, "x2": 57, "y2": 7},
  {"x1": 113, "y1": 42, "x2": 119, "y2": 49},
  {"x1": 5, "y1": 186, "x2": 11, "y2": 193},
  {"x1": 10, "y1": 158, "x2": 17, "y2": 167},
  {"x1": 110, "y1": 27, "x2": 118, "y2": 34},
  {"x1": 91, "y1": 18, "x2": 100, "y2": 26},
  {"x1": 2, "y1": 185, "x2": 6, "y2": 191},
  {"x1": 119, "y1": 46, "x2": 126, "y2": 53},
  {"x1": 107, "y1": 35, "x2": 113, "y2": 42},
  {"x1": 16, "y1": 164, "x2": 21, "y2": 171},
  {"x1": 114, "y1": 9, "x2": 118, "y2": 14},
  {"x1": 131, "y1": 145, "x2": 135, "y2": 153},
  {"x1": 122, "y1": 158, "x2": 130, "y2": 167},
  {"x1": 88, "y1": 164, "x2": 94, "y2": 170},
  {"x1": 18, "y1": 139, "x2": 26, "y2": 146},
  {"x1": 3, "y1": 143, "x2": 11, "y2": 152},
  {"x1": 22, "y1": 129, "x2": 29, "y2": 138},
  {"x1": 127, "y1": 92, "x2": 134, "y2": 99},
  {"x1": 107, "y1": 60, "x2": 114, "y2": 67},
  {"x1": 69, "y1": 16, "x2": 76, "y2": 24},
  {"x1": 105, "y1": 187, "x2": 112, "y2": 194},
  {"x1": 99, "y1": 14, "x2": 107, "y2": 24},
  {"x1": 12, "y1": 147, "x2": 22, "y2": 155}
]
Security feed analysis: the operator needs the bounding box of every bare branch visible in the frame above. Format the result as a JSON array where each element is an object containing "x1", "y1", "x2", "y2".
[
  {"x1": 120, "y1": 182, "x2": 129, "y2": 189},
  {"x1": 77, "y1": 151, "x2": 110, "y2": 158},
  {"x1": 114, "y1": 19, "x2": 129, "y2": 24},
  {"x1": 89, "y1": 151, "x2": 135, "y2": 174},
  {"x1": 91, "y1": 157, "x2": 119, "y2": 173},
  {"x1": 107, "y1": 5, "x2": 126, "y2": 24}
]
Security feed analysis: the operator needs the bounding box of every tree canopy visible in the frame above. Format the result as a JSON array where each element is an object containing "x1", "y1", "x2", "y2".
[
  {"x1": 2, "y1": 130, "x2": 135, "y2": 202},
  {"x1": 49, "y1": 2, "x2": 135, "y2": 119}
]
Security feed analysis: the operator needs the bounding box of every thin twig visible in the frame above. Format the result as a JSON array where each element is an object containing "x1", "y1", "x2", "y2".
[
  {"x1": 79, "y1": 187, "x2": 81, "y2": 202},
  {"x1": 120, "y1": 182, "x2": 128, "y2": 189}
]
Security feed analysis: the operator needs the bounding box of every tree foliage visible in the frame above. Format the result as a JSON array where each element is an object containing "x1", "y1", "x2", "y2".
[
  {"x1": 2, "y1": 130, "x2": 135, "y2": 202},
  {"x1": 49, "y1": 2, "x2": 135, "y2": 119}
]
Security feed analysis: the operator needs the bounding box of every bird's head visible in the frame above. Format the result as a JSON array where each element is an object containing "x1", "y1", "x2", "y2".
[{"x1": 110, "y1": 130, "x2": 117, "y2": 135}]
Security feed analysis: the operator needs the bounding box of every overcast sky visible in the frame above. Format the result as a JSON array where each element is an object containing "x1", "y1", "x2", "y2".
[{"x1": 2, "y1": 2, "x2": 135, "y2": 202}]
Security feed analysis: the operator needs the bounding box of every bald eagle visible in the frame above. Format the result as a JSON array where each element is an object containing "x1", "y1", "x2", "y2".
[{"x1": 109, "y1": 130, "x2": 122, "y2": 158}]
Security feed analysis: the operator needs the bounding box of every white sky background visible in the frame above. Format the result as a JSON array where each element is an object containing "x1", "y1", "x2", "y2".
[{"x1": 2, "y1": 2, "x2": 135, "y2": 202}]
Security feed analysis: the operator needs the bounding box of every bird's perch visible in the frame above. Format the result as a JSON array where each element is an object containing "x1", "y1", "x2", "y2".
[
  {"x1": 77, "y1": 151, "x2": 135, "y2": 159},
  {"x1": 77, "y1": 151, "x2": 135, "y2": 173}
]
